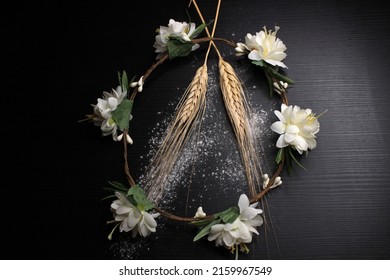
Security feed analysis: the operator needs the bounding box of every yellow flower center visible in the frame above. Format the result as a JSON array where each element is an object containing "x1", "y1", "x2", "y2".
[{"x1": 107, "y1": 118, "x2": 116, "y2": 126}]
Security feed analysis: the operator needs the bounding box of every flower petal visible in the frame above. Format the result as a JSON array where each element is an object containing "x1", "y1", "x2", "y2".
[
  {"x1": 228, "y1": 227, "x2": 242, "y2": 239},
  {"x1": 115, "y1": 205, "x2": 132, "y2": 215},
  {"x1": 238, "y1": 194, "x2": 250, "y2": 213},
  {"x1": 143, "y1": 211, "x2": 158, "y2": 228},
  {"x1": 276, "y1": 135, "x2": 289, "y2": 148},
  {"x1": 115, "y1": 192, "x2": 135, "y2": 208},
  {"x1": 208, "y1": 225, "x2": 224, "y2": 241},
  {"x1": 107, "y1": 97, "x2": 118, "y2": 110},
  {"x1": 210, "y1": 224, "x2": 225, "y2": 234},
  {"x1": 119, "y1": 221, "x2": 128, "y2": 232},
  {"x1": 110, "y1": 200, "x2": 121, "y2": 210},
  {"x1": 244, "y1": 215, "x2": 264, "y2": 228},
  {"x1": 294, "y1": 136, "x2": 309, "y2": 153},
  {"x1": 249, "y1": 202, "x2": 259, "y2": 208},
  {"x1": 248, "y1": 50, "x2": 262, "y2": 61},
  {"x1": 191, "y1": 44, "x2": 200, "y2": 51},
  {"x1": 306, "y1": 137, "x2": 317, "y2": 150},
  {"x1": 270, "y1": 121, "x2": 286, "y2": 134},
  {"x1": 286, "y1": 124, "x2": 299, "y2": 134},
  {"x1": 237, "y1": 221, "x2": 252, "y2": 242},
  {"x1": 274, "y1": 110, "x2": 286, "y2": 123},
  {"x1": 240, "y1": 207, "x2": 262, "y2": 221},
  {"x1": 126, "y1": 211, "x2": 140, "y2": 229},
  {"x1": 284, "y1": 132, "x2": 297, "y2": 143},
  {"x1": 138, "y1": 223, "x2": 151, "y2": 237},
  {"x1": 264, "y1": 59, "x2": 287, "y2": 68},
  {"x1": 222, "y1": 232, "x2": 236, "y2": 247}
]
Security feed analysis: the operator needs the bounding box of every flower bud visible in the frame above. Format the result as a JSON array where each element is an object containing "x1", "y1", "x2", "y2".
[
  {"x1": 273, "y1": 88, "x2": 282, "y2": 95},
  {"x1": 138, "y1": 76, "x2": 144, "y2": 86},
  {"x1": 131, "y1": 76, "x2": 144, "y2": 89},
  {"x1": 271, "y1": 176, "x2": 282, "y2": 189},
  {"x1": 116, "y1": 133, "x2": 123, "y2": 141},
  {"x1": 235, "y1": 43, "x2": 247, "y2": 53},
  {"x1": 273, "y1": 82, "x2": 282, "y2": 90},
  {"x1": 126, "y1": 134, "x2": 133, "y2": 145},
  {"x1": 194, "y1": 206, "x2": 206, "y2": 218},
  {"x1": 262, "y1": 174, "x2": 270, "y2": 189}
]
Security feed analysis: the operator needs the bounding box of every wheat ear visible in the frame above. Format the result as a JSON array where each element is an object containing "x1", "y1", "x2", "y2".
[
  {"x1": 218, "y1": 58, "x2": 262, "y2": 197},
  {"x1": 144, "y1": 64, "x2": 208, "y2": 204}
]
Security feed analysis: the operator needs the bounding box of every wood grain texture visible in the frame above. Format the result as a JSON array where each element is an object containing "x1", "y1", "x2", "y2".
[{"x1": 3, "y1": 0, "x2": 390, "y2": 259}]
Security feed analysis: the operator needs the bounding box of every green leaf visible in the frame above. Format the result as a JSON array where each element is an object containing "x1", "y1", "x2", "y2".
[
  {"x1": 111, "y1": 99, "x2": 133, "y2": 130},
  {"x1": 167, "y1": 39, "x2": 193, "y2": 60},
  {"x1": 190, "y1": 22, "x2": 207, "y2": 39},
  {"x1": 121, "y1": 70, "x2": 129, "y2": 92},
  {"x1": 265, "y1": 72, "x2": 274, "y2": 98},
  {"x1": 107, "y1": 181, "x2": 128, "y2": 192},
  {"x1": 117, "y1": 71, "x2": 121, "y2": 87},
  {"x1": 217, "y1": 206, "x2": 240, "y2": 224},
  {"x1": 285, "y1": 148, "x2": 293, "y2": 175},
  {"x1": 104, "y1": 181, "x2": 128, "y2": 201},
  {"x1": 251, "y1": 60, "x2": 267, "y2": 67},
  {"x1": 100, "y1": 194, "x2": 117, "y2": 201},
  {"x1": 288, "y1": 147, "x2": 308, "y2": 171},
  {"x1": 127, "y1": 184, "x2": 154, "y2": 211},
  {"x1": 191, "y1": 215, "x2": 217, "y2": 227},
  {"x1": 102, "y1": 187, "x2": 125, "y2": 194},
  {"x1": 276, "y1": 148, "x2": 284, "y2": 164},
  {"x1": 252, "y1": 61, "x2": 294, "y2": 85},
  {"x1": 193, "y1": 218, "x2": 221, "y2": 242},
  {"x1": 254, "y1": 60, "x2": 274, "y2": 68},
  {"x1": 270, "y1": 69, "x2": 295, "y2": 85}
]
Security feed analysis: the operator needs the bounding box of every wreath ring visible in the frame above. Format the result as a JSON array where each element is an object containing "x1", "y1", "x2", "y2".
[{"x1": 81, "y1": 0, "x2": 324, "y2": 258}]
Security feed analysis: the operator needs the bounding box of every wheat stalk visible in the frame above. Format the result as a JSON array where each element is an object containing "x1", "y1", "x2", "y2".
[
  {"x1": 190, "y1": 0, "x2": 263, "y2": 197},
  {"x1": 218, "y1": 58, "x2": 262, "y2": 197},
  {"x1": 144, "y1": 64, "x2": 208, "y2": 204}
]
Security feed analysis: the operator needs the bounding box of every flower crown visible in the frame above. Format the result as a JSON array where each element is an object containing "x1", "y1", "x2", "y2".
[{"x1": 82, "y1": 0, "x2": 324, "y2": 259}]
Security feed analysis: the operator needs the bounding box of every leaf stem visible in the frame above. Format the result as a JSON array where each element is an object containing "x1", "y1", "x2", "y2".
[{"x1": 122, "y1": 130, "x2": 136, "y2": 187}]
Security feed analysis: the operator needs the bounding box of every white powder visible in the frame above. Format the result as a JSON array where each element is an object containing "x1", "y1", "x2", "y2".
[
  {"x1": 110, "y1": 57, "x2": 273, "y2": 259},
  {"x1": 108, "y1": 235, "x2": 149, "y2": 260}
]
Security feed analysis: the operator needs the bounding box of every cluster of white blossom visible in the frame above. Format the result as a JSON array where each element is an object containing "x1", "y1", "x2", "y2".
[
  {"x1": 153, "y1": 19, "x2": 200, "y2": 59},
  {"x1": 91, "y1": 86, "x2": 130, "y2": 142}
]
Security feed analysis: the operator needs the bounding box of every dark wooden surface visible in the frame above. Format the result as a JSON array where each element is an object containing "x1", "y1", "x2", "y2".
[{"x1": 3, "y1": 0, "x2": 390, "y2": 260}]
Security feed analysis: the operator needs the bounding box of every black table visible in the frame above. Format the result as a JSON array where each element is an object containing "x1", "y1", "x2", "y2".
[{"x1": 4, "y1": 0, "x2": 390, "y2": 260}]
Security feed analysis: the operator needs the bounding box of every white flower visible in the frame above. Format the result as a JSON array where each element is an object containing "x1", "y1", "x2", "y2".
[
  {"x1": 91, "y1": 86, "x2": 127, "y2": 141},
  {"x1": 95, "y1": 86, "x2": 127, "y2": 119},
  {"x1": 237, "y1": 194, "x2": 263, "y2": 236},
  {"x1": 207, "y1": 194, "x2": 263, "y2": 248},
  {"x1": 270, "y1": 104, "x2": 320, "y2": 154},
  {"x1": 207, "y1": 218, "x2": 252, "y2": 247},
  {"x1": 110, "y1": 192, "x2": 160, "y2": 238},
  {"x1": 153, "y1": 19, "x2": 200, "y2": 59},
  {"x1": 236, "y1": 26, "x2": 287, "y2": 68}
]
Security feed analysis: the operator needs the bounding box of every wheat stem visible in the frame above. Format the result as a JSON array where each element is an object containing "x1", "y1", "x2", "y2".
[
  {"x1": 218, "y1": 58, "x2": 263, "y2": 197},
  {"x1": 144, "y1": 64, "x2": 208, "y2": 204}
]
